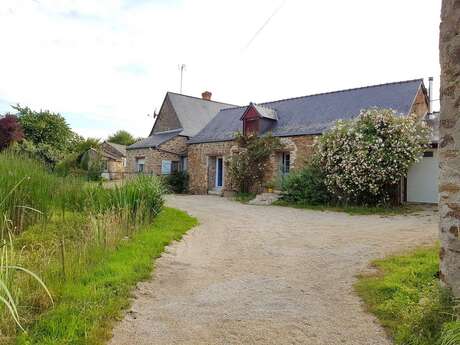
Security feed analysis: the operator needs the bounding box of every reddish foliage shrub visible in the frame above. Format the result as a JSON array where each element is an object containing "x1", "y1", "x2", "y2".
[{"x1": 0, "y1": 115, "x2": 24, "y2": 150}]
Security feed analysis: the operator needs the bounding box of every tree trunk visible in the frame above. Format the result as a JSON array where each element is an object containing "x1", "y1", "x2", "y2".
[{"x1": 439, "y1": 0, "x2": 460, "y2": 296}]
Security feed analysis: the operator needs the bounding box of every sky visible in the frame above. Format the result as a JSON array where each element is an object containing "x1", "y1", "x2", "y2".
[{"x1": 0, "y1": 0, "x2": 442, "y2": 139}]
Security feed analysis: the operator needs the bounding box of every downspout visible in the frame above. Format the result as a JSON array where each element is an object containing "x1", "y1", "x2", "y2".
[{"x1": 428, "y1": 76, "x2": 433, "y2": 113}]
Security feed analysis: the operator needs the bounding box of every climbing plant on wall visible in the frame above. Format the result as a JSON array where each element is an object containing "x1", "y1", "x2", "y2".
[{"x1": 228, "y1": 132, "x2": 283, "y2": 193}]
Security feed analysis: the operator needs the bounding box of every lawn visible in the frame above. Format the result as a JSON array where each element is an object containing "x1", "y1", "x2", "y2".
[
  {"x1": 355, "y1": 246, "x2": 459, "y2": 345},
  {"x1": 15, "y1": 207, "x2": 197, "y2": 345},
  {"x1": 272, "y1": 199, "x2": 422, "y2": 216}
]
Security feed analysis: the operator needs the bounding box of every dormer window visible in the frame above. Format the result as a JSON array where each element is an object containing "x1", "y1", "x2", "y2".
[
  {"x1": 244, "y1": 117, "x2": 259, "y2": 135},
  {"x1": 241, "y1": 103, "x2": 278, "y2": 136}
]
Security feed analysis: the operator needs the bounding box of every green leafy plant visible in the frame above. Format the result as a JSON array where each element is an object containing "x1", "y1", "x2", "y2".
[
  {"x1": 228, "y1": 132, "x2": 283, "y2": 193},
  {"x1": 281, "y1": 164, "x2": 331, "y2": 205},
  {"x1": 265, "y1": 179, "x2": 276, "y2": 190},
  {"x1": 107, "y1": 130, "x2": 136, "y2": 146},
  {"x1": 165, "y1": 171, "x2": 189, "y2": 193},
  {"x1": 315, "y1": 108, "x2": 430, "y2": 205},
  {"x1": 14, "y1": 105, "x2": 73, "y2": 152},
  {"x1": 1, "y1": 180, "x2": 53, "y2": 331}
]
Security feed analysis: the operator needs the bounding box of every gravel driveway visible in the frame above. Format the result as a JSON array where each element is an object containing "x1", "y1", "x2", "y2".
[{"x1": 109, "y1": 195, "x2": 437, "y2": 345}]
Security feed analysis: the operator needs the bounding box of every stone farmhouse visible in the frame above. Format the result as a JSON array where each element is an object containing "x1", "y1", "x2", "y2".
[
  {"x1": 85, "y1": 141, "x2": 127, "y2": 180},
  {"x1": 129, "y1": 78, "x2": 438, "y2": 203},
  {"x1": 126, "y1": 91, "x2": 234, "y2": 176}
]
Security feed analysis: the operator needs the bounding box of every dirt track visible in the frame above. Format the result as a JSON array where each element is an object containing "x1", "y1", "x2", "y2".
[{"x1": 109, "y1": 195, "x2": 437, "y2": 345}]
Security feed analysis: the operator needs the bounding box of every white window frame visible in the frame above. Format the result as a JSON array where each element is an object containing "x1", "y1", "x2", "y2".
[
  {"x1": 136, "y1": 158, "x2": 145, "y2": 173},
  {"x1": 281, "y1": 152, "x2": 290, "y2": 176}
]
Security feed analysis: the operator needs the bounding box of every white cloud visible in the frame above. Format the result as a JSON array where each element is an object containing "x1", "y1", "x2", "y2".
[{"x1": 0, "y1": 0, "x2": 441, "y2": 139}]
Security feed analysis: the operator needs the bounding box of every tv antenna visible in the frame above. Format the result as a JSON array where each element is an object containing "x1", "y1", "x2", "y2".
[{"x1": 178, "y1": 64, "x2": 186, "y2": 93}]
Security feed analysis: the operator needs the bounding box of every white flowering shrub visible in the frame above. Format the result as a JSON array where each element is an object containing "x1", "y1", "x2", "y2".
[{"x1": 315, "y1": 108, "x2": 430, "y2": 205}]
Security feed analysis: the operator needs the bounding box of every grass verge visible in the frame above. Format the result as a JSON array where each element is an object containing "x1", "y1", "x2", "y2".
[
  {"x1": 355, "y1": 246, "x2": 456, "y2": 345},
  {"x1": 16, "y1": 207, "x2": 197, "y2": 345},
  {"x1": 272, "y1": 199, "x2": 421, "y2": 215}
]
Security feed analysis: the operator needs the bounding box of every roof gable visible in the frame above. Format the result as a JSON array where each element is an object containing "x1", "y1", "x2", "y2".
[
  {"x1": 240, "y1": 103, "x2": 278, "y2": 121},
  {"x1": 167, "y1": 92, "x2": 235, "y2": 137},
  {"x1": 189, "y1": 79, "x2": 425, "y2": 144},
  {"x1": 150, "y1": 94, "x2": 182, "y2": 136},
  {"x1": 149, "y1": 92, "x2": 235, "y2": 138}
]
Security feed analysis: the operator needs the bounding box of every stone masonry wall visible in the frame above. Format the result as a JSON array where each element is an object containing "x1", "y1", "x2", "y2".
[
  {"x1": 152, "y1": 95, "x2": 181, "y2": 134},
  {"x1": 126, "y1": 136, "x2": 187, "y2": 176},
  {"x1": 410, "y1": 86, "x2": 430, "y2": 118},
  {"x1": 188, "y1": 141, "x2": 237, "y2": 194},
  {"x1": 439, "y1": 0, "x2": 460, "y2": 297},
  {"x1": 107, "y1": 160, "x2": 124, "y2": 180},
  {"x1": 187, "y1": 135, "x2": 317, "y2": 194}
]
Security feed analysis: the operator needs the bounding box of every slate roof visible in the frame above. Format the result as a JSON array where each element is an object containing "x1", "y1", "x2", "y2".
[
  {"x1": 166, "y1": 92, "x2": 235, "y2": 137},
  {"x1": 252, "y1": 104, "x2": 278, "y2": 120},
  {"x1": 189, "y1": 79, "x2": 425, "y2": 144},
  {"x1": 127, "y1": 129, "x2": 182, "y2": 150},
  {"x1": 105, "y1": 142, "x2": 127, "y2": 157}
]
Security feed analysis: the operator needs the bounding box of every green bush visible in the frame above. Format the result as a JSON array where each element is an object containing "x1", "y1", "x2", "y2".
[
  {"x1": 54, "y1": 153, "x2": 86, "y2": 177},
  {"x1": 165, "y1": 171, "x2": 189, "y2": 193},
  {"x1": 281, "y1": 165, "x2": 330, "y2": 205}
]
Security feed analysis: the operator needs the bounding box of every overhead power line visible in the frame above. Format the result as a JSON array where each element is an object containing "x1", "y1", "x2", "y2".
[{"x1": 242, "y1": 0, "x2": 288, "y2": 51}]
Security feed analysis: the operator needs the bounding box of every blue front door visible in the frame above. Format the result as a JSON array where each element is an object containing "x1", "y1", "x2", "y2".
[{"x1": 216, "y1": 158, "x2": 223, "y2": 189}]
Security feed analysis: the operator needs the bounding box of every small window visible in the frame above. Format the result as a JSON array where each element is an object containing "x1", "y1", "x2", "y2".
[
  {"x1": 136, "y1": 158, "x2": 145, "y2": 173},
  {"x1": 423, "y1": 151, "x2": 434, "y2": 158},
  {"x1": 180, "y1": 156, "x2": 188, "y2": 171},
  {"x1": 281, "y1": 152, "x2": 290, "y2": 175},
  {"x1": 161, "y1": 160, "x2": 172, "y2": 175},
  {"x1": 244, "y1": 118, "x2": 259, "y2": 135}
]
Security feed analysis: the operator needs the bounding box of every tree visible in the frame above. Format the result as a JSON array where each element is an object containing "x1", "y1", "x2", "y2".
[
  {"x1": 13, "y1": 105, "x2": 73, "y2": 151},
  {"x1": 0, "y1": 114, "x2": 24, "y2": 150},
  {"x1": 439, "y1": 0, "x2": 460, "y2": 297},
  {"x1": 228, "y1": 133, "x2": 283, "y2": 193},
  {"x1": 107, "y1": 130, "x2": 136, "y2": 146},
  {"x1": 74, "y1": 137, "x2": 101, "y2": 155},
  {"x1": 315, "y1": 108, "x2": 430, "y2": 205}
]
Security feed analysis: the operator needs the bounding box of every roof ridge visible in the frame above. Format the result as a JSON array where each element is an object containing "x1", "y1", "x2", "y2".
[
  {"x1": 218, "y1": 79, "x2": 424, "y2": 112},
  {"x1": 153, "y1": 128, "x2": 183, "y2": 135},
  {"x1": 254, "y1": 103, "x2": 276, "y2": 111},
  {"x1": 262, "y1": 78, "x2": 424, "y2": 106},
  {"x1": 166, "y1": 91, "x2": 237, "y2": 107}
]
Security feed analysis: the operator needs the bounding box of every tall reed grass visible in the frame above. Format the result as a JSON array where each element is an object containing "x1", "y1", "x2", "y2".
[{"x1": 0, "y1": 151, "x2": 166, "y2": 341}]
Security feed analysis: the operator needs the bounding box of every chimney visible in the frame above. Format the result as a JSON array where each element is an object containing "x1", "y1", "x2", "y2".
[
  {"x1": 428, "y1": 77, "x2": 433, "y2": 113},
  {"x1": 202, "y1": 91, "x2": 212, "y2": 101}
]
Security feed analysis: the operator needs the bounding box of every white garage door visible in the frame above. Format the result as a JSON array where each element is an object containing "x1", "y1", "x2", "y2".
[{"x1": 407, "y1": 150, "x2": 439, "y2": 204}]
